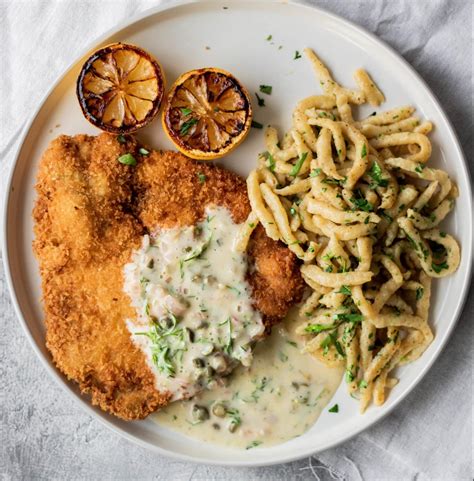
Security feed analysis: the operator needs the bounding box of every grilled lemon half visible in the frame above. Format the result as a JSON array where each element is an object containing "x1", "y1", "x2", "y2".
[
  {"x1": 162, "y1": 68, "x2": 252, "y2": 160},
  {"x1": 77, "y1": 43, "x2": 165, "y2": 133}
]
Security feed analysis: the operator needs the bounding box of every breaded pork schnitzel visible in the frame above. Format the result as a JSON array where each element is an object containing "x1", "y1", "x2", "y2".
[{"x1": 33, "y1": 133, "x2": 304, "y2": 420}]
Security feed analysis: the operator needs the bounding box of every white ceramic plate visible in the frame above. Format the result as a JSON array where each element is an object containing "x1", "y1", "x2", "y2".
[{"x1": 2, "y1": 0, "x2": 472, "y2": 467}]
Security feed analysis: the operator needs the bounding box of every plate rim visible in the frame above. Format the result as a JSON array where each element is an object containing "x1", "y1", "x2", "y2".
[{"x1": 2, "y1": 0, "x2": 473, "y2": 467}]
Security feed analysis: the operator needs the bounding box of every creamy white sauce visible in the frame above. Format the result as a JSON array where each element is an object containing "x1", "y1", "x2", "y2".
[
  {"x1": 154, "y1": 312, "x2": 343, "y2": 449},
  {"x1": 124, "y1": 206, "x2": 265, "y2": 401}
]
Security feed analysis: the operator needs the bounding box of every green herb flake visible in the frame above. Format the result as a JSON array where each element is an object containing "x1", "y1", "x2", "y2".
[
  {"x1": 251, "y1": 120, "x2": 264, "y2": 129},
  {"x1": 359, "y1": 380, "x2": 368, "y2": 389},
  {"x1": 337, "y1": 285, "x2": 352, "y2": 296},
  {"x1": 350, "y1": 197, "x2": 374, "y2": 212},
  {"x1": 345, "y1": 370, "x2": 355, "y2": 383},
  {"x1": 310, "y1": 168, "x2": 322, "y2": 177},
  {"x1": 117, "y1": 134, "x2": 127, "y2": 144},
  {"x1": 255, "y1": 92, "x2": 265, "y2": 107},
  {"x1": 266, "y1": 34, "x2": 272, "y2": 41},
  {"x1": 432, "y1": 261, "x2": 449, "y2": 273},
  {"x1": 197, "y1": 172, "x2": 206, "y2": 184},
  {"x1": 361, "y1": 143, "x2": 367, "y2": 158},
  {"x1": 180, "y1": 118, "x2": 198, "y2": 136},
  {"x1": 118, "y1": 153, "x2": 137, "y2": 166},
  {"x1": 246, "y1": 440, "x2": 262, "y2": 450},
  {"x1": 180, "y1": 107, "x2": 193, "y2": 116},
  {"x1": 333, "y1": 312, "x2": 363, "y2": 323},
  {"x1": 368, "y1": 161, "x2": 389, "y2": 188},
  {"x1": 290, "y1": 152, "x2": 308, "y2": 176},
  {"x1": 266, "y1": 152, "x2": 276, "y2": 171},
  {"x1": 259, "y1": 84, "x2": 272, "y2": 95},
  {"x1": 440, "y1": 231, "x2": 447, "y2": 238},
  {"x1": 305, "y1": 322, "x2": 339, "y2": 334},
  {"x1": 328, "y1": 404, "x2": 339, "y2": 413},
  {"x1": 138, "y1": 147, "x2": 150, "y2": 156},
  {"x1": 415, "y1": 287, "x2": 424, "y2": 300},
  {"x1": 414, "y1": 163, "x2": 425, "y2": 174},
  {"x1": 294, "y1": 50, "x2": 302, "y2": 60}
]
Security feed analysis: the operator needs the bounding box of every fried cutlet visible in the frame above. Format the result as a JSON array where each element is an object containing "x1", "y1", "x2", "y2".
[{"x1": 33, "y1": 133, "x2": 304, "y2": 420}]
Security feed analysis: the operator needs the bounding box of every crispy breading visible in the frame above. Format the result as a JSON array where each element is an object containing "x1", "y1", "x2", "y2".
[{"x1": 33, "y1": 133, "x2": 304, "y2": 420}]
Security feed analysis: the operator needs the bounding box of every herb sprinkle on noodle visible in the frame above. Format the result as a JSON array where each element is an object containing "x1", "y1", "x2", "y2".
[{"x1": 238, "y1": 48, "x2": 461, "y2": 412}]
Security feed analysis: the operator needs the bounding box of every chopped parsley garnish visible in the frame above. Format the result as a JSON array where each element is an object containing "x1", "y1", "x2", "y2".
[
  {"x1": 180, "y1": 118, "x2": 198, "y2": 136},
  {"x1": 350, "y1": 197, "x2": 374, "y2": 212},
  {"x1": 415, "y1": 287, "x2": 424, "y2": 300},
  {"x1": 361, "y1": 143, "x2": 367, "y2": 158},
  {"x1": 139, "y1": 147, "x2": 150, "y2": 156},
  {"x1": 259, "y1": 84, "x2": 272, "y2": 95},
  {"x1": 135, "y1": 318, "x2": 182, "y2": 377},
  {"x1": 432, "y1": 261, "x2": 449, "y2": 273},
  {"x1": 310, "y1": 168, "x2": 321, "y2": 177},
  {"x1": 345, "y1": 369, "x2": 355, "y2": 383},
  {"x1": 414, "y1": 163, "x2": 425, "y2": 174},
  {"x1": 290, "y1": 152, "x2": 308, "y2": 176},
  {"x1": 251, "y1": 120, "x2": 264, "y2": 129},
  {"x1": 222, "y1": 316, "x2": 233, "y2": 354},
  {"x1": 320, "y1": 332, "x2": 344, "y2": 357},
  {"x1": 368, "y1": 161, "x2": 389, "y2": 188},
  {"x1": 180, "y1": 107, "x2": 193, "y2": 116},
  {"x1": 255, "y1": 92, "x2": 265, "y2": 107},
  {"x1": 359, "y1": 380, "x2": 368, "y2": 389},
  {"x1": 226, "y1": 408, "x2": 241, "y2": 429},
  {"x1": 322, "y1": 176, "x2": 346, "y2": 186},
  {"x1": 183, "y1": 234, "x2": 213, "y2": 262},
  {"x1": 118, "y1": 153, "x2": 136, "y2": 166},
  {"x1": 289, "y1": 207, "x2": 297, "y2": 216},
  {"x1": 294, "y1": 50, "x2": 302, "y2": 60},
  {"x1": 440, "y1": 231, "x2": 447, "y2": 238},
  {"x1": 117, "y1": 134, "x2": 127, "y2": 143},
  {"x1": 333, "y1": 312, "x2": 363, "y2": 323},
  {"x1": 337, "y1": 285, "x2": 352, "y2": 296},
  {"x1": 266, "y1": 152, "x2": 276, "y2": 171},
  {"x1": 328, "y1": 404, "x2": 339, "y2": 413},
  {"x1": 266, "y1": 34, "x2": 272, "y2": 41},
  {"x1": 197, "y1": 172, "x2": 206, "y2": 183},
  {"x1": 225, "y1": 285, "x2": 240, "y2": 295},
  {"x1": 246, "y1": 440, "x2": 262, "y2": 450},
  {"x1": 305, "y1": 322, "x2": 339, "y2": 334}
]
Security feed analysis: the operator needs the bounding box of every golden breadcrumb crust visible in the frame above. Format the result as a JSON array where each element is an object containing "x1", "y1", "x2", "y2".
[{"x1": 33, "y1": 133, "x2": 303, "y2": 420}]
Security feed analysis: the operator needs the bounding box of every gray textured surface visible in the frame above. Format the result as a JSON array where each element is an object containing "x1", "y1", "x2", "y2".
[{"x1": 1, "y1": 1, "x2": 472, "y2": 480}]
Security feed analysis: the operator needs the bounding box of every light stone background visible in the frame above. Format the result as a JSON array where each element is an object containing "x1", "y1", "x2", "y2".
[{"x1": 0, "y1": 1, "x2": 472, "y2": 480}]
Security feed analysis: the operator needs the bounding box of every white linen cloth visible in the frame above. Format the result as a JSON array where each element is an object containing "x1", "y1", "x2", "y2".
[{"x1": 0, "y1": 1, "x2": 472, "y2": 480}]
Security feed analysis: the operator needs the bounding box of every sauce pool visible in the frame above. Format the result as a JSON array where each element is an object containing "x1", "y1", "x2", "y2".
[{"x1": 153, "y1": 311, "x2": 343, "y2": 449}]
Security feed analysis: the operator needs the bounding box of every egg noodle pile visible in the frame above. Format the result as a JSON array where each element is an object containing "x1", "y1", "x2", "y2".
[{"x1": 236, "y1": 48, "x2": 460, "y2": 411}]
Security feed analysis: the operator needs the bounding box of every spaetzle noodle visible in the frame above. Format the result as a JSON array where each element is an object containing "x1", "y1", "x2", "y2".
[{"x1": 239, "y1": 48, "x2": 461, "y2": 412}]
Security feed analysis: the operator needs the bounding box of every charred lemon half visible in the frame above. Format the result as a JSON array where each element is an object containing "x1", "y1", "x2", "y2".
[
  {"x1": 77, "y1": 43, "x2": 164, "y2": 133},
  {"x1": 162, "y1": 68, "x2": 252, "y2": 160}
]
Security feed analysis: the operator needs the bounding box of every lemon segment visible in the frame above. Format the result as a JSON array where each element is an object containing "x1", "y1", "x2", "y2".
[
  {"x1": 162, "y1": 68, "x2": 252, "y2": 160},
  {"x1": 77, "y1": 43, "x2": 165, "y2": 133}
]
